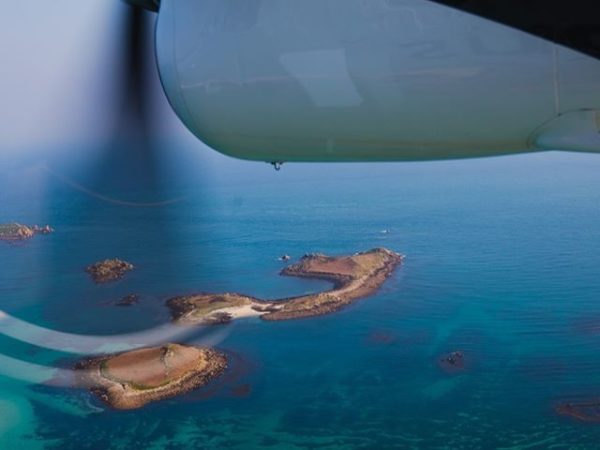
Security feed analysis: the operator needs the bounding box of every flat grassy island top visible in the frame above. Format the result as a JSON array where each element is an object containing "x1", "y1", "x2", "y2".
[
  {"x1": 75, "y1": 344, "x2": 227, "y2": 410},
  {"x1": 0, "y1": 223, "x2": 53, "y2": 241},
  {"x1": 86, "y1": 259, "x2": 134, "y2": 283},
  {"x1": 167, "y1": 248, "x2": 402, "y2": 324}
]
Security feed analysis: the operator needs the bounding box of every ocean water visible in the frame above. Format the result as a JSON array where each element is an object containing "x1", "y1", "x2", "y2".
[{"x1": 2, "y1": 149, "x2": 600, "y2": 449}]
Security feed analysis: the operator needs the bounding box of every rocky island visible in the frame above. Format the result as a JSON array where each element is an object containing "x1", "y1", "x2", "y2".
[
  {"x1": 75, "y1": 344, "x2": 227, "y2": 410},
  {"x1": 86, "y1": 259, "x2": 134, "y2": 283},
  {"x1": 0, "y1": 223, "x2": 53, "y2": 241},
  {"x1": 167, "y1": 248, "x2": 402, "y2": 324}
]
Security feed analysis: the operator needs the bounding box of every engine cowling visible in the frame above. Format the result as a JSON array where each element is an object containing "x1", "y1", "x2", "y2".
[{"x1": 155, "y1": 0, "x2": 600, "y2": 162}]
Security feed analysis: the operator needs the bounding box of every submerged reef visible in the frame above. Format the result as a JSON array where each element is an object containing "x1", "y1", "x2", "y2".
[
  {"x1": 115, "y1": 294, "x2": 140, "y2": 307},
  {"x1": 556, "y1": 400, "x2": 600, "y2": 423},
  {"x1": 438, "y1": 351, "x2": 466, "y2": 374}
]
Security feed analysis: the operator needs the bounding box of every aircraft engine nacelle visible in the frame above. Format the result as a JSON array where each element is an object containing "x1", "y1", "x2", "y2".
[{"x1": 155, "y1": 0, "x2": 600, "y2": 162}]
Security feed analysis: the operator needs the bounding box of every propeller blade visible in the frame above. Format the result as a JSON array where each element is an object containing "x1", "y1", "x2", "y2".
[{"x1": 122, "y1": 0, "x2": 160, "y2": 13}]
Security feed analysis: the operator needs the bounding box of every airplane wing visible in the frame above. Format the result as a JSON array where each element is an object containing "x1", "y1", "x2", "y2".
[
  {"x1": 125, "y1": 0, "x2": 600, "y2": 59},
  {"x1": 429, "y1": 0, "x2": 600, "y2": 59}
]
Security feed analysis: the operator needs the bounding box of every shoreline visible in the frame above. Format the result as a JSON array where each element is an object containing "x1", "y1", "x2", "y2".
[{"x1": 167, "y1": 248, "x2": 403, "y2": 324}]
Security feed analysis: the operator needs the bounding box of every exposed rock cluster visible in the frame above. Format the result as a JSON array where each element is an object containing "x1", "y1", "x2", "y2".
[
  {"x1": 0, "y1": 223, "x2": 53, "y2": 241},
  {"x1": 86, "y1": 259, "x2": 134, "y2": 283}
]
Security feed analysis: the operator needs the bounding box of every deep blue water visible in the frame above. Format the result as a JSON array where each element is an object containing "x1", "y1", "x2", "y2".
[{"x1": 2, "y1": 149, "x2": 600, "y2": 449}]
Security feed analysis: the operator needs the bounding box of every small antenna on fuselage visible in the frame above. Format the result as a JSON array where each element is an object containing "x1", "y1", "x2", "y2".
[{"x1": 270, "y1": 161, "x2": 284, "y2": 171}]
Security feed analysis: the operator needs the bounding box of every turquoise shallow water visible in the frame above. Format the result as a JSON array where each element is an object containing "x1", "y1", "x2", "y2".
[{"x1": 2, "y1": 150, "x2": 600, "y2": 449}]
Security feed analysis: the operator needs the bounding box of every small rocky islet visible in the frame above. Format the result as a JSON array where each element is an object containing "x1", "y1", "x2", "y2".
[
  {"x1": 0, "y1": 223, "x2": 53, "y2": 242},
  {"x1": 85, "y1": 258, "x2": 134, "y2": 283}
]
